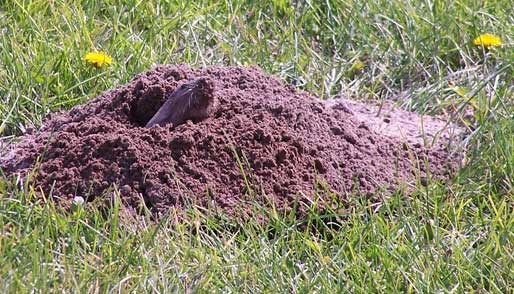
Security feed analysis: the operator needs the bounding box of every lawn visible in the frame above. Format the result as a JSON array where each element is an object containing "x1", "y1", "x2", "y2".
[{"x1": 1, "y1": 0, "x2": 513, "y2": 292}]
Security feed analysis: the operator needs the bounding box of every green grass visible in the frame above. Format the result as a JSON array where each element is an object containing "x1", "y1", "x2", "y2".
[{"x1": 1, "y1": 0, "x2": 513, "y2": 292}]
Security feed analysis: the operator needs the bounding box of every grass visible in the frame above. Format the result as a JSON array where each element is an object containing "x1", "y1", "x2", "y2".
[{"x1": 1, "y1": 0, "x2": 513, "y2": 292}]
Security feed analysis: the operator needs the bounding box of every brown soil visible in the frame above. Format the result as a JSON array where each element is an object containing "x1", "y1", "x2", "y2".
[{"x1": 0, "y1": 65, "x2": 459, "y2": 218}]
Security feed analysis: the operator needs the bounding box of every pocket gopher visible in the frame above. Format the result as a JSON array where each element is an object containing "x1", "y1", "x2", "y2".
[{"x1": 145, "y1": 77, "x2": 216, "y2": 128}]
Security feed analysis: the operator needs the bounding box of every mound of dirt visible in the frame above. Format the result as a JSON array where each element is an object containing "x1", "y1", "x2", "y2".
[{"x1": 0, "y1": 65, "x2": 458, "y2": 217}]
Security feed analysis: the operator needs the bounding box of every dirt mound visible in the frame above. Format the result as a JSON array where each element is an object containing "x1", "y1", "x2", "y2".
[{"x1": 0, "y1": 65, "x2": 457, "y2": 217}]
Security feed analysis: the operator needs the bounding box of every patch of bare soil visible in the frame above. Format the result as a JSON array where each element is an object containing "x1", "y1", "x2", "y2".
[{"x1": 0, "y1": 65, "x2": 460, "y2": 218}]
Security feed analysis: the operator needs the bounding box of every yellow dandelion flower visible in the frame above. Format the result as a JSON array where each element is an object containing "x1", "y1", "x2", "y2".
[
  {"x1": 472, "y1": 34, "x2": 502, "y2": 49},
  {"x1": 84, "y1": 51, "x2": 113, "y2": 68}
]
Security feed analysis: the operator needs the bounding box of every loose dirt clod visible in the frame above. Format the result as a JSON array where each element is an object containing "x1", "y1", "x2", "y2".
[{"x1": 0, "y1": 65, "x2": 458, "y2": 218}]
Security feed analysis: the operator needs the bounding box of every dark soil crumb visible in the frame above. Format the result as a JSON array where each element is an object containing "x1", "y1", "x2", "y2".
[{"x1": 0, "y1": 65, "x2": 457, "y2": 218}]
